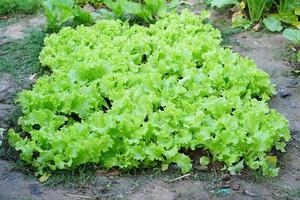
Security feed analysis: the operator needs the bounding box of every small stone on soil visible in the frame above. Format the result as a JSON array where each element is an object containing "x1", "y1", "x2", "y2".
[
  {"x1": 243, "y1": 189, "x2": 256, "y2": 197},
  {"x1": 28, "y1": 183, "x2": 43, "y2": 195},
  {"x1": 277, "y1": 86, "x2": 292, "y2": 98},
  {"x1": 287, "y1": 79, "x2": 299, "y2": 87}
]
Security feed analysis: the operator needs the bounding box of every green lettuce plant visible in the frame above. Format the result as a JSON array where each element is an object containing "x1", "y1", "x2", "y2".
[{"x1": 9, "y1": 11, "x2": 290, "y2": 177}]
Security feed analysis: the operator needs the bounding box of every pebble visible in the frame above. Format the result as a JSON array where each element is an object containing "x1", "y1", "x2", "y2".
[
  {"x1": 277, "y1": 86, "x2": 292, "y2": 98},
  {"x1": 287, "y1": 79, "x2": 299, "y2": 88},
  {"x1": 28, "y1": 183, "x2": 43, "y2": 195}
]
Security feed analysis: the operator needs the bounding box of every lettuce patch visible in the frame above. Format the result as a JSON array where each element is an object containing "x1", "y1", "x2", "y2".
[{"x1": 9, "y1": 10, "x2": 290, "y2": 176}]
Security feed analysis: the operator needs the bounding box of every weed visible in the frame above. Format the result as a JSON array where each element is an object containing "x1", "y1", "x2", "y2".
[
  {"x1": 280, "y1": 45, "x2": 300, "y2": 71},
  {"x1": 295, "y1": 188, "x2": 300, "y2": 198},
  {"x1": 43, "y1": 165, "x2": 97, "y2": 188},
  {"x1": 250, "y1": 170, "x2": 269, "y2": 183},
  {"x1": 0, "y1": 29, "x2": 45, "y2": 82},
  {"x1": 246, "y1": 0, "x2": 267, "y2": 23}
]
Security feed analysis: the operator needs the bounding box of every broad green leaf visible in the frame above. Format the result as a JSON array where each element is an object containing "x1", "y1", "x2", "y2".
[
  {"x1": 97, "y1": 9, "x2": 115, "y2": 19},
  {"x1": 283, "y1": 29, "x2": 300, "y2": 43},
  {"x1": 263, "y1": 16, "x2": 283, "y2": 32},
  {"x1": 124, "y1": 1, "x2": 143, "y2": 15},
  {"x1": 232, "y1": 14, "x2": 251, "y2": 29},
  {"x1": 228, "y1": 160, "x2": 244, "y2": 174},
  {"x1": 211, "y1": 0, "x2": 238, "y2": 8},
  {"x1": 272, "y1": 13, "x2": 298, "y2": 26},
  {"x1": 170, "y1": 153, "x2": 192, "y2": 173}
]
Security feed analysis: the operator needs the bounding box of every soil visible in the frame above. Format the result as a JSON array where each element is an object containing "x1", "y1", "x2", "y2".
[
  {"x1": 0, "y1": 14, "x2": 45, "y2": 44},
  {"x1": 0, "y1": 6, "x2": 300, "y2": 200},
  {"x1": 0, "y1": 73, "x2": 17, "y2": 128}
]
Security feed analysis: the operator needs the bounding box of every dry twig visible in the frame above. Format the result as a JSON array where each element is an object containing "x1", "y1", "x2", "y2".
[
  {"x1": 166, "y1": 173, "x2": 191, "y2": 183},
  {"x1": 65, "y1": 193, "x2": 94, "y2": 199}
]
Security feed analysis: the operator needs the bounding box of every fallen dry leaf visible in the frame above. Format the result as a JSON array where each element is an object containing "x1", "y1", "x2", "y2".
[{"x1": 253, "y1": 23, "x2": 261, "y2": 31}]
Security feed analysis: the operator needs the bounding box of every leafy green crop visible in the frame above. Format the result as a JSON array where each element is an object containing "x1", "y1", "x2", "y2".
[
  {"x1": 42, "y1": 0, "x2": 94, "y2": 32},
  {"x1": 9, "y1": 10, "x2": 290, "y2": 177},
  {"x1": 98, "y1": 0, "x2": 179, "y2": 23}
]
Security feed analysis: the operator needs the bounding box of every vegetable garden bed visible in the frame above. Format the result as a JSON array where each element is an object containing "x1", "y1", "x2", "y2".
[{"x1": 8, "y1": 11, "x2": 290, "y2": 177}]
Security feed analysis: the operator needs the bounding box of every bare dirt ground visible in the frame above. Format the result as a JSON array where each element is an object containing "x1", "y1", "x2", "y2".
[
  {"x1": 0, "y1": 6, "x2": 300, "y2": 200},
  {"x1": 0, "y1": 14, "x2": 45, "y2": 44}
]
